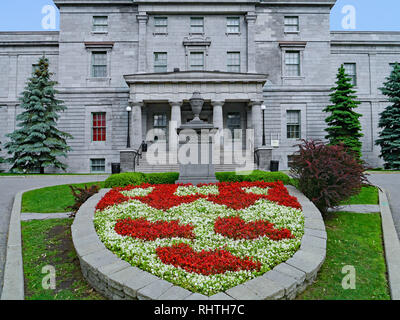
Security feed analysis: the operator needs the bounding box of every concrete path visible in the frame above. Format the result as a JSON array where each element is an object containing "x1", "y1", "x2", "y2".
[
  {"x1": 329, "y1": 204, "x2": 380, "y2": 214},
  {"x1": 20, "y1": 212, "x2": 73, "y2": 221},
  {"x1": 0, "y1": 175, "x2": 109, "y2": 297},
  {"x1": 368, "y1": 173, "x2": 400, "y2": 240}
]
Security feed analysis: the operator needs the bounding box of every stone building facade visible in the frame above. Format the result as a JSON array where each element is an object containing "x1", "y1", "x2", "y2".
[{"x1": 0, "y1": 0, "x2": 399, "y2": 173}]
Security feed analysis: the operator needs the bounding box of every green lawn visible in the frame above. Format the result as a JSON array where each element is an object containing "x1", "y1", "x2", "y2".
[
  {"x1": 297, "y1": 212, "x2": 390, "y2": 300},
  {"x1": 341, "y1": 185, "x2": 379, "y2": 205},
  {"x1": 21, "y1": 218, "x2": 105, "y2": 300},
  {"x1": 22, "y1": 181, "x2": 104, "y2": 213}
]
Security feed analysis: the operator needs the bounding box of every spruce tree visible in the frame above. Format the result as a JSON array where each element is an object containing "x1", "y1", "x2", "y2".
[
  {"x1": 5, "y1": 56, "x2": 72, "y2": 173},
  {"x1": 375, "y1": 62, "x2": 400, "y2": 169},
  {"x1": 324, "y1": 64, "x2": 363, "y2": 159}
]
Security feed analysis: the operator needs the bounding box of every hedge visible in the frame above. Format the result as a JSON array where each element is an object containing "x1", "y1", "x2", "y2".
[
  {"x1": 215, "y1": 170, "x2": 291, "y2": 184},
  {"x1": 105, "y1": 170, "x2": 290, "y2": 188},
  {"x1": 104, "y1": 172, "x2": 179, "y2": 188}
]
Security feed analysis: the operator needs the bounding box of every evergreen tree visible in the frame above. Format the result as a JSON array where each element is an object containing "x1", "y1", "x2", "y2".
[
  {"x1": 375, "y1": 62, "x2": 400, "y2": 169},
  {"x1": 0, "y1": 140, "x2": 4, "y2": 164},
  {"x1": 323, "y1": 64, "x2": 363, "y2": 159},
  {"x1": 5, "y1": 56, "x2": 72, "y2": 173}
]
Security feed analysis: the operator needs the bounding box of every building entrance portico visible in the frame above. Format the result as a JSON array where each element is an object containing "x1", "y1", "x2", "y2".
[{"x1": 124, "y1": 70, "x2": 268, "y2": 147}]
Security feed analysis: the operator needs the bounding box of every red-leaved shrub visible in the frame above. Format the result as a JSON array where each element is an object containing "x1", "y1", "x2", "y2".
[{"x1": 289, "y1": 140, "x2": 367, "y2": 216}]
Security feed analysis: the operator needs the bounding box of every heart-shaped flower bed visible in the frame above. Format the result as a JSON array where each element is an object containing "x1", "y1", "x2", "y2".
[{"x1": 94, "y1": 181, "x2": 304, "y2": 296}]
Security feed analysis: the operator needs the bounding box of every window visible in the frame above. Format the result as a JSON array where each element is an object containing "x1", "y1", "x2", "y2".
[
  {"x1": 154, "y1": 17, "x2": 168, "y2": 34},
  {"x1": 189, "y1": 52, "x2": 204, "y2": 70},
  {"x1": 287, "y1": 155, "x2": 295, "y2": 168},
  {"x1": 226, "y1": 17, "x2": 240, "y2": 34},
  {"x1": 344, "y1": 63, "x2": 357, "y2": 86},
  {"x1": 227, "y1": 52, "x2": 240, "y2": 72},
  {"x1": 284, "y1": 16, "x2": 299, "y2": 33},
  {"x1": 227, "y1": 113, "x2": 241, "y2": 139},
  {"x1": 154, "y1": 52, "x2": 168, "y2": 72},
  {"x1": 285, "y1": 51, "x2": 300, "y2": 77},
  {"x1": 32, "y1": 64, "x2": 40, "y2": 74},
  {"x1": 91, "y1": 52, "x2": 108, "y2": 77},
  {"x1": 287, "y1": 110, "x2": 301, "y2": 139},
  {"x1": 93, "y1": 16, "x2": 108, "y2": 32},
  {"x1": 90, "y1": 159, "x2": 106, "y2": 173},
  {"x1": 153, "y1": 114, "x2": 168, "y2": 141},
  {"x1": 92, "y1": 112, "x2": 106, "y2": 141},
  {"x1": 190, "y1": 17, "x2": 204, "y2": 34}
]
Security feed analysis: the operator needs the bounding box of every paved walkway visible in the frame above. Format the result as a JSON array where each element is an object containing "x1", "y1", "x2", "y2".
[
  {"x1": 329, "y1": 204, "x2": 380, "y2": 214},
  {"x1": 368, "y1": 173, "x2": 400, "y2": 240},
  {"x1": 0, "y1": 175, "x2": 109, "y2": 297}
]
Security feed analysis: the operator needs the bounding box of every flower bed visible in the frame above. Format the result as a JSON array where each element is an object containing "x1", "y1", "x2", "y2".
[{"x1": 94, "y1": 181, "x2": 305, "y2": 296}]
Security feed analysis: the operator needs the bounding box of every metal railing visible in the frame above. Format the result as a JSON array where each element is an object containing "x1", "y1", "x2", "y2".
[{"x1": 133, "y1": 141, "x2": 147, "y2": 172}]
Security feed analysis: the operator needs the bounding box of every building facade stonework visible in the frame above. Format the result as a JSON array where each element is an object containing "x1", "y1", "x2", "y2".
[{"x1": 0, "y1": 0, "x2": 399, "y2": 173}]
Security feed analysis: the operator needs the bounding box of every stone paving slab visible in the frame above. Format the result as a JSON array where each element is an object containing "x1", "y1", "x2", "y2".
[
  {"x1": 71, "y1": 186, "x2": 327, "y2": 300},
  {"x1": 20, "y1": 212, "x2": 72, "y2": 221},
  {"x1": 329, "y1": 205, "x2": 380, "y2": 214}
]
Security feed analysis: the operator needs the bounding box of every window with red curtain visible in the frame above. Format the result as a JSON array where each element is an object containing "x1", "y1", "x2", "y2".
[{"x1": 92, "y1": 112, "x2": 106, "y2": 141}]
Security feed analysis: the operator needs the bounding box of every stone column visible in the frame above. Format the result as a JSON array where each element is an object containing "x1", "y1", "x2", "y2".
[
  {"x1": 137, "y1": 13, "x2": 148, "y2": 73},
  {"x1": 170, "y1": 101, "x2": 182, "y2": 128},
  {"x1": 130, "y1": 101, "x2": 143, "y2": 149},
  {"x1": 211, "y1": 101, "x2": 224, "y2": 130},
  {"x1": 250, "y1": 101, "x2": 263, "y2": 148},
  {"x1": 245, "y1": 13, "x2": 257, "y2": 73},
  {"x1": 169, "y1": 101, "x2": 182, "y2": 164}
]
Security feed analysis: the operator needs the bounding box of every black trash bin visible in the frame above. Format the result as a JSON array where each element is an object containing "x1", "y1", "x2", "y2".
[
  {"x1": 270, "y1": 160, "x2": 279, "y2": 172},
  {"x1": 111, "y1": 163, "x2": 121, "y2": 174}
]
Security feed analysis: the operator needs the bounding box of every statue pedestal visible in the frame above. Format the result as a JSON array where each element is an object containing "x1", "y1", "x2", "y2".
[{"x1": 176, "y1": 122, "x2": 218, "y2": 185}]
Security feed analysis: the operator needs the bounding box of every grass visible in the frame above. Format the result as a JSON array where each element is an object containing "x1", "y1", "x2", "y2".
[
  {"x1": 21, "y1": 218, "x2": 105, "y2": 300},
  {"x1": 297, "y1": 212, "x2": 390, "y2": 300},
  {"x1": 341, "y1": 185, "x2": 379, "y2": 205},
  {"x1": 22, "y1": 181, "x2": 104, "y2": 213}
]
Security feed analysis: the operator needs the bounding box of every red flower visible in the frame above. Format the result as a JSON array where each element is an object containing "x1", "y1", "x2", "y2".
[
  {"x1": 156, "y1": 243, "x2": 261, "y2": 276},
  {"x1": 214, "y1": 216, "x2": 295, "y2": 241},
  {"x1": 96, "y1": 181, "x2": 302, "y2": 212},
  {"x1": 115, "y1": 218, "x2": 195, "y2": 241}
]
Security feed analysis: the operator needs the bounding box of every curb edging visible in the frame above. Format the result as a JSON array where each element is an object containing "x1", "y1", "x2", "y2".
[
  {"x1": 73, "y1": 185, "x2": 327, "y2": 300},
  {"x1": 0, "y1": 191, "x2": 24, "y2": 300},
  {"x1": 379, "y1": 188, "x2": 400, "y2": 300}
]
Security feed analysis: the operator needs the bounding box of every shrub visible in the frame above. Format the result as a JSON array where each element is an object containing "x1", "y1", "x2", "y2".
[
  {"x1": 145, "y1": 172, "x2": 179, "y2": 185},
  {"x1": 104, "y1": 172, "x2": 179, "y2": 188},
  {"x1": 104, "y1": 172, "x2": 146, "y2": 188},
  {"x1": 66, "y1": 184, "x2": 100, "y2": 217},
  {"x1": 289, "y1": 140, "x2": 367, "y2": 216},
  {"x1": 216, "y1": 170, "x2": 291, "y2": 184}
]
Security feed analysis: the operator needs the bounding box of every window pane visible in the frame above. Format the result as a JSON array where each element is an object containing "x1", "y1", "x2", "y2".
[
  {"x1": 285, "y1": 52, "x2": 300, "y2": 76},
  {"x1": 190, "y1": 52, "x2": 204, "y2": 70},
  {"x1": 154, "y1": 52, "x2": 167, "y2": 72},
  {"x1": 92, "y1": 52, "x2": 107, "y2": 77},
  {"x1": 227, "y1": 52, "x2": 240, "y2": 72},
  {"x1": 284, "y1": 16, "x2": 299, "y2": 32},
  {"x1": 154, "y1": 17, "x2": 168, "y2": 33},
  {"x1": 91, "y1": 159, "x2": 105, "y2": 173},
  {"x1": 287, "y1": 111, "x2": 300, "y2": 139},
  {"x1": 344, "y1": 63, "x2": 357, "y2": 86},
  {"x1": 191, "y1": 17, "x2": 204, "y2": 33},
  {"x1": 93, "y1": 16, "x2": 108, "y2": 32},
  {"x1": 227, "y1": 17, "x2": 240, "y2": 33},
  {"x1": 92, "y1": 112, "x2": 106, "y2": 141}
]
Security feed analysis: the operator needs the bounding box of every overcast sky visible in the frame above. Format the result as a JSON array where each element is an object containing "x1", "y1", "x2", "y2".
[{"x1": 0, "y1": 0, "x2": 399, "y2": 32}]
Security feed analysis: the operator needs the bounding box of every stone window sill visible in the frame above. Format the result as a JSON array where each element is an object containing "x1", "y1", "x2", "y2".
[{"x1": 225, "y1": 32, "x2": 241, "y2": 36}]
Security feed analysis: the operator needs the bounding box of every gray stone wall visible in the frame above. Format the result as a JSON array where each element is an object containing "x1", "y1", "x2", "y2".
[{"x1": 0, "y1": 1, "x2": 400, "y2": 172}]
